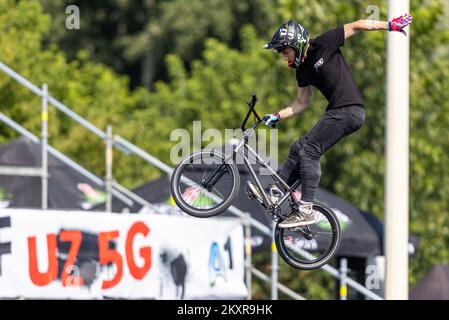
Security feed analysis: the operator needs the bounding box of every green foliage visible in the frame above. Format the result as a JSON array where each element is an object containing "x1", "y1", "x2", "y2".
[
  {"x1": 40, "y1": 0, "x2": 280, "y2": 88},
  {"x1": 0, "y1": 0, "x2": 168, "y2": 186},
  {"x1": 407, "y1": 0, "x2": 449, "y2": 286}
]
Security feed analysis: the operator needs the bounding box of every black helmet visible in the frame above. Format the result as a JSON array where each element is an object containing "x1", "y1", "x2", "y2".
[{"x1": 263, "y1": 20, "x2": 310, "y2": 68}]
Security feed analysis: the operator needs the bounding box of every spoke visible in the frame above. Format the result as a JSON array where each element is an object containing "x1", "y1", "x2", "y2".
[
  {"x1": 207, "y1": 190, "x2": 219, "y2": 207},
  {"x1": 185, "y1": 193, "x2": 192, "y2": 206},
  {"x1": 200, "y1": 189, "x2": 205, "y2": 209},
  {"x1": 283, "y1": 233, "x2": 322, "y2": 263},
  {"x1": 201, "y1": 164, "x2": 210, "y2": 181},
  {"x1": 192, "y1": 187, "x2": 200, "y2": 207},
  {"x1": 195, "y1": 188, "x2": 200, "y2": 209},
  {"x1": 211, "y1": 187, "x2": 224, "y2": 201},
  {"x1": 304, "y1": 240, "x2": 312, "y2": 250},
  {"x1": 206, "y1": 190, "x2": 211, "y2": 209},
  {"x1": 296, "y1": 240, "x2": 306, "y2": 250},
  {"x1": 314, "y1": 231, "x2": 333, "y2": 236},
  {"x1": 201, "y1": 155, "x2": 218, "y2": 181},
  {"x1": 315, "y1": 216, "x2": 326, "y2": 223},
  {"x1": 291, "y1": 240, "x2": 317, "y2": 257},
  {"x1": 190, "y1": 164, "x2": 202, "y2": 182}
]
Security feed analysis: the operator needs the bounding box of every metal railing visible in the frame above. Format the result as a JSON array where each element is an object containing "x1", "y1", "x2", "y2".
[
  {"x1": 0, "y1": 112, "x2": 134, "y2": 207},
  {"x1": 0, "y1": 61, "x2": 383, "y2": 300},
  {"x1": 0, "y1": 85, "x2": 49, "y2": 208}
]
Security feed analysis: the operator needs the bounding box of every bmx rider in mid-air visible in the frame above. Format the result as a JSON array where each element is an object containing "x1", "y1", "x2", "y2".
[{"x1": 247, "y1": 14, "x2": 413, "y2": 228}]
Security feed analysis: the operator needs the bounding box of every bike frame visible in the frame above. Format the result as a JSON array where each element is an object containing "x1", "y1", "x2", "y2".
[
  {"x1": 229, "y1": 124, "x2": 301, "y2": 213},
  {"x1": 202, "y1": 92, "x2": 301, "y2": 218}
]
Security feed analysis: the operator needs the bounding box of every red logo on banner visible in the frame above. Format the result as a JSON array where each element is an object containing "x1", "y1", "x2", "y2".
[
  {"x1": 27, "y1": 221, "x2": 152, "y2": 289},
  {"x1": 126, "y1": 221, "x2": 152, "y2": 280}
]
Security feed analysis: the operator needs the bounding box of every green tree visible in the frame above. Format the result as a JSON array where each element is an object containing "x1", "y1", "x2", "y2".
[
  {"x1": 0, "y1": 0, "x2": 171, "y2": 187},
  {"x1": 40, "y1": 0, "x2": 280, "y2": 88}
]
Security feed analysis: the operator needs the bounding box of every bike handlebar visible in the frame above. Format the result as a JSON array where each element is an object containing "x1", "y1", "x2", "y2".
[
  {"x1": 250, "y1": 91, "x2": 257, "y2": 106},
  {"x1": 241, "y1": 92, "x2": 263, "y2": 131}
]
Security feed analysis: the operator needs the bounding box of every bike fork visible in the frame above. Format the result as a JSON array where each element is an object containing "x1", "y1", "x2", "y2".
[{"x1": 202, "y1": 162, "x2": 228, "y2": 190}]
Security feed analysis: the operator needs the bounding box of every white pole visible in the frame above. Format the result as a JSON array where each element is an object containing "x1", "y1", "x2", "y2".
[
  {"x1": 385, "y1": 0, "x2": 410, "y2": 300},
  {"x1": 339, "y1": 258, "x2": 348, "y2": 300},
  {"x1": 271, "y1": 221, "x2": 278, "y2": 300},
  {"x1": 244, "y1": 213, "x2": 252, "y2": 300}
]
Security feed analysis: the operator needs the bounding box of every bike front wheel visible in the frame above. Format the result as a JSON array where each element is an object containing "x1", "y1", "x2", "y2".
[
  {"x1": 275, "y1": 202, "x2": 341, "y2": 270},
  {"x1": 170, "y1": 150, "x2": 240, "y2": 218}
]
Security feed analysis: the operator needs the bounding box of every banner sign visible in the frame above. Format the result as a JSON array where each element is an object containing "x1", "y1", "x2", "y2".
[{"x1": 0, "y1": 209, "x2": 247, "y2": 299}]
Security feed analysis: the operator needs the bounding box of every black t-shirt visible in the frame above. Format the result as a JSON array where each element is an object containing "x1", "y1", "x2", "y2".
[{"x1": 296, "y1": 26, "x2": 364, "y2": 110}]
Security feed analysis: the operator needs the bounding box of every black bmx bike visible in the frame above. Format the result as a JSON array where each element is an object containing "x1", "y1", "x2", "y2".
[{"x1": 170, "y1": 92, "x2": 341, "y2": 270}]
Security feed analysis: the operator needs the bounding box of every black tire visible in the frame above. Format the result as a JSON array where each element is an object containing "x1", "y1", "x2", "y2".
[
  {"x1": 274, "y1": 202, "x2": 341, "y2": 270},
  {"x1": 170, "y1": 150, "x2": 240, "y2": 218}
]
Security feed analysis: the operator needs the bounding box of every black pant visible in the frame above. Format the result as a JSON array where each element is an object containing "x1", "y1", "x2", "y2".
[{"x1": 277, "y1": 105, "x2": 365, "y2": 202}]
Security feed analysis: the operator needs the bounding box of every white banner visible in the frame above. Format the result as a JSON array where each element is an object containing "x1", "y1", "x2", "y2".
[{"x1": 0, "y1": 209, "x2": 247, "y2": 299}]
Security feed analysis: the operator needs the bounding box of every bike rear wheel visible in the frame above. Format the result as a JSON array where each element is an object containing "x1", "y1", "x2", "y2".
[
  {"x1": 170, "y1": 150, "x2": 240, "y2": 218},
  {"x1": 275, "y1": 202, "x2": 341, "y2": 270}
]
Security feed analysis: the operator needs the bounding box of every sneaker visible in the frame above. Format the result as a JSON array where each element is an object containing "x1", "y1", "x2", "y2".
[{"x1": 278, "y1": 201, "x2": 315, "y2": 228}]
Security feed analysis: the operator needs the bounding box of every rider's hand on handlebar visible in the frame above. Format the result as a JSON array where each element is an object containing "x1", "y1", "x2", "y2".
[{"x1": 264, "y1": 113, "x2": 281, "y2": 128}]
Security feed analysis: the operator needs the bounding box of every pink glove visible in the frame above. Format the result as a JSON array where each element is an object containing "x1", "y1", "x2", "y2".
[{"x1": 388, "y1": 13, "x2": 413, "y2": 36}]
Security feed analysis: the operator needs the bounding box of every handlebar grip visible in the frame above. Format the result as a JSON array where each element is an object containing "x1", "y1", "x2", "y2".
[
  {"x1": 262, "y1": 115, "x2": 277, "y2": 128},
  {"x1": 250, "y1": 92, "x2": 257, "y2": 105},
  {"x1": 262, "y1": 115, "x2": 270, "y2": 121}
]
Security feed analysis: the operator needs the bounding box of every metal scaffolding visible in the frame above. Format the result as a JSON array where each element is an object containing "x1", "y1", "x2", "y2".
[{"x1": 0, "y1": 84, "x2": 49, "y2": 209}]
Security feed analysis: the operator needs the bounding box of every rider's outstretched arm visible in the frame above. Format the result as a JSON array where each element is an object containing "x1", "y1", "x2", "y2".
[
  {"x1": 344, "y1": 20, "x2": 388, "y2": 39},
  {"x1": 344, "y1": 13, "x2": 413, "y2": 38}
]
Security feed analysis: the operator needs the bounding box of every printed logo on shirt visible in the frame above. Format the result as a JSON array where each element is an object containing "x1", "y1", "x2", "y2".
[{"x1": 314, "y1": 58, "x2": 324, "y2": 72}]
